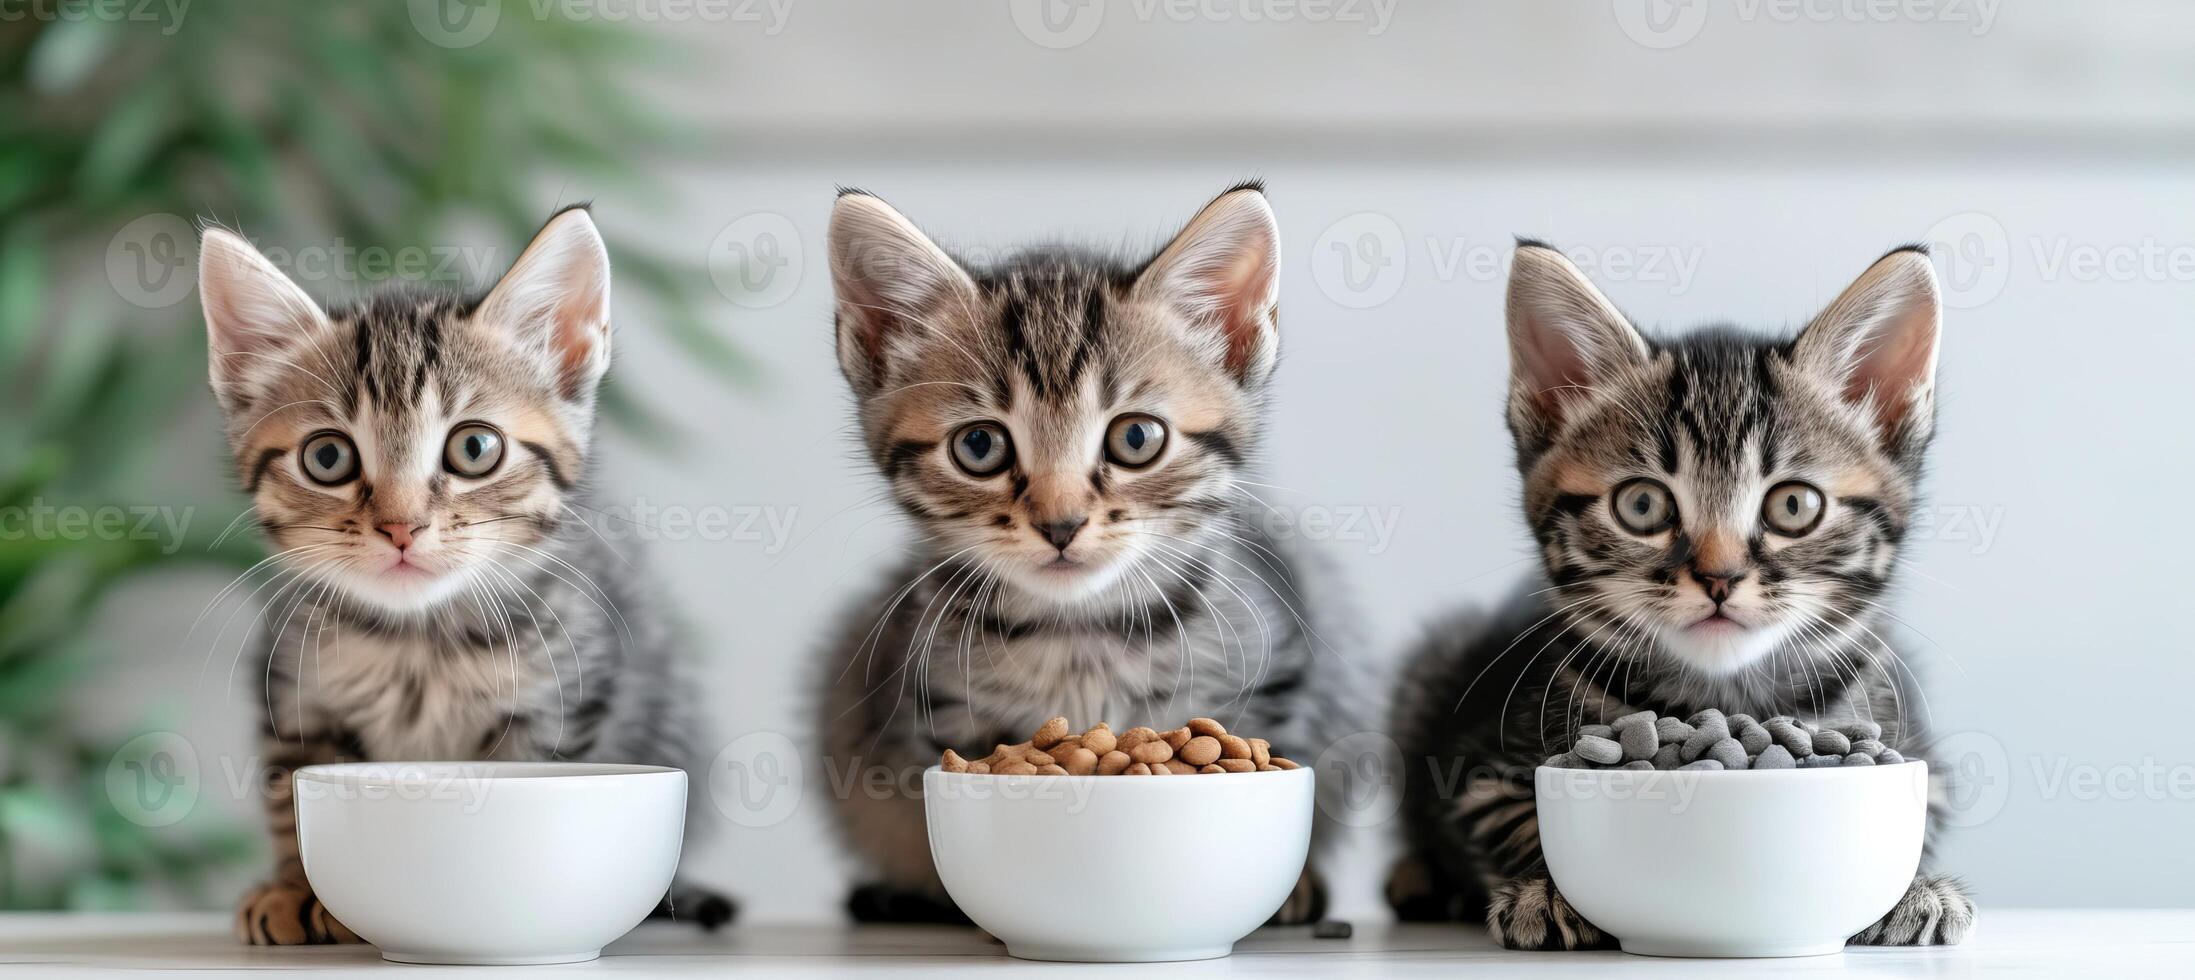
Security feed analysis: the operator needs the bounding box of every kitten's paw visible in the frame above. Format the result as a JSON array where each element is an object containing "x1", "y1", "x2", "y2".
[
  {"x1": 1850, "y1": 874, "x2": 1974, "y2": 946},
  {"x1": 846, "y1": 882, "x2": 969, "y2": 924},
  {"x1": 652, "y1": 883, "x2": 739, "y2": 930},
  {"x1": 1268, "y1": 866, "x2": 1329, "y2": 925},
  {"x1": 1486, "y1": 875, "x2": 1615, "y2": 951},
  {"x1": 234, "y1": 880, "x2": 360, "y2": 946}
]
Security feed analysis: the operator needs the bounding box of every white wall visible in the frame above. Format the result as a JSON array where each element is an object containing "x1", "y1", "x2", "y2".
[{"x1": 85, "y1": 0, "x2": 2195, "y2": 921}]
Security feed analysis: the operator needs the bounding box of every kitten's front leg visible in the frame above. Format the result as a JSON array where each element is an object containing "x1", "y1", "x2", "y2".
[
  {"x1": 1269, "y1": 865, "x2": 1329, "y2": 926},
  {"x1": 235, "y1": 736, "x2": 362, "y2": 946},
  {"x1": 1486, "y1": 874, "x2": 1617, "y2": 951},
  {"x1": 1849, "y1": 874, "x2": 1974, "y2": 946}
]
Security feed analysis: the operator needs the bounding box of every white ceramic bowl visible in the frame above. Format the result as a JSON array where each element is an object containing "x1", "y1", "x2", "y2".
[
  {"x1": 294, "y1": 761, "x2": 686, "y2": 965},
  {"x1": 924, "y1": 766, "x2": 1313, "y2": 962},
  {"x1": 1536, "y1": 762, "x2": 1927, "y2": 957}
]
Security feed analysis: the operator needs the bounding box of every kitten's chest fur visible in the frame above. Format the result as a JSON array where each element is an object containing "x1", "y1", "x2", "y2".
[{"x1": 278, "y1": 615, "x2": 554, "y2": 762}]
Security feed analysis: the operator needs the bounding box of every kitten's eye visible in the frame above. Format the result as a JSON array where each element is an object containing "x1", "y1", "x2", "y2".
[
  {"x1": 444, "y1": 423, "x2": 505, "y2": 478},
  {"x1": 1609, "y1": 478, "x2": 1676, "y2": 534},
  {"x1": 950, "y1": 422, "x2": 1013, "y2": 477},
  {"x1": 299, "y1": 431, "x2": 358, "y2": 486},
  {"x1": 1105, "y1": 414, "x2": 1168, "y2": 468},
  {"x1": 1762, "y1": 481, "x2": 1826, "y2": 537}
]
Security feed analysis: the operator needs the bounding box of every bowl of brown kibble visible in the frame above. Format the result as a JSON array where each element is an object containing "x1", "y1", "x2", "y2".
[{"x1": 923, "y1": 716, "x2": 1313, "y2": 963}]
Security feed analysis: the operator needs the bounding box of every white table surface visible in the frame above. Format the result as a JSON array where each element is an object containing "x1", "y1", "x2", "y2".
[{"x1": 2, "y1": 910, "x2": 2190, "y2": 976}]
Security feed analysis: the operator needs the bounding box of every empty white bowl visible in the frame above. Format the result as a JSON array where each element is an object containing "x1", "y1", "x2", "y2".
[
  {"x1": 924, "y1": 766, "x2": 1313, "y2": 962},
  {"x1": 1536, "y1": 762, "x2": 1927, "y2": 957},
  {"x1": 294, "y1": 762, "x2": 686, "y2": 965}
]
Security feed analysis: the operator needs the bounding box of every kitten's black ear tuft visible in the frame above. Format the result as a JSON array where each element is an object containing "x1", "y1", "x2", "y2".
[
  {"x1": 1505, "y1": 243, "x2": 1650, "y2": 456},
  {"x1": 478, "y1": 208, "x2": 614, "y2": 402},
  {"x1": 1132, "y1": 185, "x2": 1281, "y2": 386},
  {"x1": 1794, "y1": 248, "x2": 1941, "y2": 457},
  {"x1": 828, "y1": 192, "x2": 978, "y2": 397},
  {"x1": 198, "y1": 227, "x2": 330, "y2": 409}
]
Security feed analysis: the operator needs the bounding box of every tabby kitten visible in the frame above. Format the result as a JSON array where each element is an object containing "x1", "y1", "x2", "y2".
[
  {"x1": 198, "y1": 208, "x2": 730, "y2": 944},
  {"x1": 1388, "y1": 243, "x2": 1972, "y2": 949},
  {"x1": 814, "y1": 184, "x2": 1359, "y2": 923}
]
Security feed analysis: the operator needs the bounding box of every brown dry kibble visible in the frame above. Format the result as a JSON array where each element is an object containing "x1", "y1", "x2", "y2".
[
  {"x1": 1217, "y1": 734, "x2": 1252, "y2": 761},
  {"x1": 1179, "y1": 736, "x2": 1223, "y2": 767},
  {"x1": 1061, "y1": 747, "x2": 1100, "y2": 776},
  {"x1": 1082, "y1": 724, "x2": 1118, "y2": 755},
  {"x1": 942, "y1": 718, "x2": 1301, "y2": 777},
  {"x1": 1033, "y1": 716, "x2": 1072, "y2": 749}
]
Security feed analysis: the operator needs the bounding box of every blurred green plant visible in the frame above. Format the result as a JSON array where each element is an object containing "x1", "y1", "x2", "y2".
[{"x1": 0, "y1": 1, "x2": 739, "y2": 909}]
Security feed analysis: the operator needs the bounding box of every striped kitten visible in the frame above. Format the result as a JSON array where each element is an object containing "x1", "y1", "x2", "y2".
[
  {"x1": 199, "y1": 209, "x2": 730, "y2": 944},
  {"x1": 814, "y1": 185, "x2": 1359, "y2": 923},
  {"x1": 1388, "y1": 243, "x2": 1972, "y2": 948}
]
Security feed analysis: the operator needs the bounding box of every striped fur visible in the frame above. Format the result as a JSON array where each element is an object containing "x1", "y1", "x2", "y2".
[
  {"x1": 814, "y1": 186, "x2": 1363, "y2": 923},
  {"x1": 1389, "y1": 244, "x2": 1971, "y2": 948},
  {"x1": 200, "y1": 210, "x2": 729, "y2": 945}
]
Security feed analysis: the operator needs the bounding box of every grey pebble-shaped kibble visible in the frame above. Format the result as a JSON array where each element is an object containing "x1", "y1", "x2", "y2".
[
  {"x1": 1687, "y1": 708, "x2": 1726, "y2": 728},
  {"x1": 1876, "y1": 749, "x2": 1905, "y2": 765},
  {"x1": 1620, "y1": 723, "x2": 1659, "y2": 761},
  {"x1": 1843, "y1": 752, "x2": 1877, "y2": 767},
  {"x1": 1841, "y1": 720, "x2": 1883, "y2": 742},
  {"x1": 1765, "y1": 718, "x2": 1813, "y2": 756},
  {"x1": 1727, "y1": 713, "x2": 1757, "y2": 731},
  {"x1": 1679, "y1": 759, "x2": 1725, "y2": 771},
  {"x1": 1652, "y1": 744, "x2": 1683, "y2": 770},
  {"x1": 1543, "y1": 753, "x2": 1575, "y2": 769},
  {"x1": 1613, "y1": 710, "x2": 1656, "y2": 730},
  {"x1": 1737, "y1": 725, "x2": 1771, "y2": 755},
  {"x1": 1621, "y1": 760, "x2": 1655, "y2": 771},
  {"x1": 1754, "y1": 745, "x2": 1797, "y2": 770},
  {"x1": 1706, "y1": 737, "x2": 1750, "y2": 770},
  {"x1": 1813, "y1": 729, "x2": 1851, "y2": 756},
  {"x1": 1579, "y1": 724, "x2": 1615, "y2": 740},
  {"x1": 1852, "y1": 739, "x2": 1886, "y2": 757},
  {"x1": 1656, "y1": 717, "x2": 1695, "y2": 745},
  {"x1": 1575, "y1": 735, "x2": 1624, "y2": 765},
  {"x1": 1682, "y1": 718, "x2": 1730, "y2": 762},
  {"x1": 1800, "y1": 753, "x2": 1843, "y2": 769}
]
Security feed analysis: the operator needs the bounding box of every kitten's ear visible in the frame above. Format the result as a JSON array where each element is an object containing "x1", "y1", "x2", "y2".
[
  {"x1": 477, "y1": 207, "x2": 613, "y2": 401},
  {"x1": 1506, "y1": 243, "x2": 1650, "y2": 452},
  {"x1": 1132, "y1": 184, "x2": 1281, "y2": 386},
  {"x1": 1793, "y1": 247, "x2": 1941, "y2": 455},
  {"x1": 829, "y1": 191, "x2": 979, "y2": 397},
  {"x1": 198, "y1": 227, "x2": 330, "y2": 408}
]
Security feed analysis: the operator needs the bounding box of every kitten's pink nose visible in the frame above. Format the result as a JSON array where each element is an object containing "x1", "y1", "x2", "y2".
[{"x1": 377, "y1": 522, "x2": 419, "y2": 550}]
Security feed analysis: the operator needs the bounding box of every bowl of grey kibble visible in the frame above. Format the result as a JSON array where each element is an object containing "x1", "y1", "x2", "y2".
[{"x1": 1534, "y1": 710, "x2": 1928, "y2": 958}]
